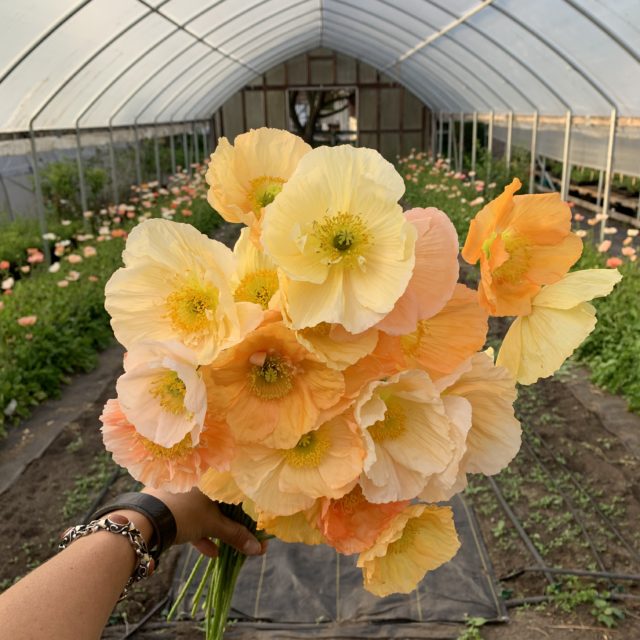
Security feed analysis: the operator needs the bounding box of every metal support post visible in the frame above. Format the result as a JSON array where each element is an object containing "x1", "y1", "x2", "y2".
[
  {"x1": 505, "y1": 111, "x2": 513, "y2": 171},
  {"x1": 596, "y1": 170, "x2": 604, "y2": 207},
  {"x1": 528, "y1": 111, "x2": 538, "y2": 194},
  {"x1": 192, "y1": 122, "x2": 198, "y2": 166},
  {"x1": 438, "y1": 111, "x2": 444, "y2": 156},
  {"x1": 134, "y1": 125, "x2": 142, "y2": 185},
  {"x1": 560, "y1": 111, "x2": 572, "y2": 201},
  {"x1": 75, "y1": 128, "x2": 89, "y2": 218},
  {"x1": 458, "y1": 112, "x2": 464, "y2": 172},
  {"x1": 471, "y1": 111, "x2": 478, "y2": 174},
  {"x1": 539, "y1": 156, "x2": 546, "y2": 188},
  {"x1": 430, "y1": 113, "x2": 436, "y2": 159},
  {"x1": 486, "y1": 111, "x2": 494, "y2": 186},
  {"x1": 447, "y1": 115, "x2": 453, "y2": 162},
  {"x1": 182, "y1": 130, "x2": 189, "y2": 177},
  {"x1": 0, "y1": 172, "x2": 14, "y2": 221},
  {"x1": 28, "y1": 131, "x2": 50, "y2": 264},
  {"x1": 600, "y1": 108, "x2": 617, "y2": 240},
  {"x1": 154, "y1": 127, "x2": 161, "y2": 185},
  {"x1": 108, "y1": 126, "x2": 118, "y2": 204},
  {"x1": 169, "y1": 127, "x2": 176, "y2": 176},
  {"x1": 201, "y1": 125, "x2": 208, "y2": 159}
]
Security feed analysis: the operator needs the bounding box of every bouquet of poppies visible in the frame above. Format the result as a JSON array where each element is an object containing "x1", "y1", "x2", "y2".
[{"x1": 100, "y1": 128, "x2": 620, "y2": 639}]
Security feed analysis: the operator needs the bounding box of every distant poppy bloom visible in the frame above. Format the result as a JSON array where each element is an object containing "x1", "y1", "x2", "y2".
[{"x1": 17, "y1": 315, "x2": 37, "y2": 327}]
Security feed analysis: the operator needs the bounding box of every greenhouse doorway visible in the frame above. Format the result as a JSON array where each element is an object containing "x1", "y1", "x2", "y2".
[{"x1": 287, "y1": 87, "x2": 358, "y2": 147}]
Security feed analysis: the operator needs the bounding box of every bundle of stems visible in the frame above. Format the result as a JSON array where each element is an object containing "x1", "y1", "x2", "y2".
[{"x1": 168, "y1": 503, "x2": 260, "y2": 640}]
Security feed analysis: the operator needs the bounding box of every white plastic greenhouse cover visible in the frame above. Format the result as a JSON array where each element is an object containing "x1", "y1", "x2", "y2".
[{"x1": 1, "y1": 0, "x2": 640, "y2": 133}]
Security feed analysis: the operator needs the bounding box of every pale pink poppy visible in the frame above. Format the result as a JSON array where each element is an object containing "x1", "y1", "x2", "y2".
[
  {"x1": 622, "y1": 247, "x2": 636, "y2": 257},
  {"x1": 17, "y1": 315, "x2": 37, "y2": 327},
  {"x1": 375, "y1": 208, "x2": 459, "y2": 335},
  {"x1": 67, "y1": 254, "x2": 83, "y2": 264},
  {"x1": 83, "y1": 246, "x2": 97, "y2": 258},
  {"x1": 597, "y1": 240, "x2": 611, "y2": 253}
]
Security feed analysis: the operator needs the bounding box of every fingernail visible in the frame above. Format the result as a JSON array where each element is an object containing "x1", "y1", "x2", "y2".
[{"x1": 243, "y1": 539, "x2": 261, "y2": 555}]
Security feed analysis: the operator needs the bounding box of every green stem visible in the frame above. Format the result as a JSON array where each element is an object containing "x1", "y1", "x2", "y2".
[{"x1": 167, "y1": 552, "x2": 205, "y2": 621}]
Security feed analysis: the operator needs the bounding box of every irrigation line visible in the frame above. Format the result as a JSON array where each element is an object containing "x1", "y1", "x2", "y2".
[
  {"x1": 520, "y1": 438, "x2": 610, "y2": 577},
  {"x1": 486, "y1": 476, "x2": 555, "y2": 584},
  {"x1": 526, "y1": 424, "x2": 640, "y2": 565},
  {"x1": 506, "y1": 592, "x2": 640, "y2": 609},
  {"x1": 502, "y1": 566, "x2": 640, "y2": 582},
  {"x1": 120, "y1": 594, "x2": 170, "y2": 639}
]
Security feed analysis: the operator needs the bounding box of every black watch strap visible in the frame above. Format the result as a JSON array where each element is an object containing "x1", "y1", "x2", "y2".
[{"x1": 91, "y1": 492, "x2": 177, "y2": 563}]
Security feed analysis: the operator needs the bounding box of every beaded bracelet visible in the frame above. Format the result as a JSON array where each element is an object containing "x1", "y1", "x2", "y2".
[{"x1": 58, "y1": 514, "x2": 154, "y2": 601}]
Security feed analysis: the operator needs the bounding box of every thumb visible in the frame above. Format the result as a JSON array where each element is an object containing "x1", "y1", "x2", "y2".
[{"x1": 213, "y1": 512, "x2": 262, "y2": 556}]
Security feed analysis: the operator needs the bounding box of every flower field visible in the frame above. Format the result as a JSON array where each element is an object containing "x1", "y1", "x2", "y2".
[{"x1": 0, "y1": 170, "x2": 222, "y2": 437}]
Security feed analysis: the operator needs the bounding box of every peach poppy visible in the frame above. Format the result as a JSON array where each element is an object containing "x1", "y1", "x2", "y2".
[
  {"x1": 375, "y1": 207, "x2": 459, "y2": 335},
  {"x1": 101, "y1": 399, "x2": 232, "y2": 493},
  {"x1": 294, "y1": 322, "x2": 379, "y2": 371},
  {"x1": 354, "y1": 369, "x2": 455, "y2": 503},
  {"x1": 398, "y1": 284, "x2": 489, "y2": 380},
  {"x1": 357, "y1": 504, "x2": 460, "y2": 596},
  {"x1": 462, "y1": 178, "x2": 583, "y2": 316},
  {"x1": 17, "y1": 315, "x2": 37, "y2": 327},
  {"x1": 245, "y1": 501, "x2": 325, "y2": 545},
  {"x1": 116, "y1": 341, "x2": 206, "y2": 448},
  {"x1": 206, "y1": 128, "x2": 311, "y2": 232},
  {"x1": 435, "y1": 350, "x2": 520, "y2": 480},
  {"x1": 230, "y1": 415, "x2": 364, "y2": 516},
  {"x1": 319, "y1": 485, "x2": 409, "y2": 554},
  {"x1": 204, "y1": 321, "x2": 344, "y2": 448},
  {"x1": 199, "y1": 469, "x2": 246, "y2": 505}
]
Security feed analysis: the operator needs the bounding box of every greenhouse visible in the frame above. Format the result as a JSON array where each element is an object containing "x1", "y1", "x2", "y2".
[{"x1": 0, "y1": 1, "x2": 639, "y2": 638}]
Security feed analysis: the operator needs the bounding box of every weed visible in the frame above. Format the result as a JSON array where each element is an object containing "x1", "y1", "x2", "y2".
[{"x1": 457, "y1": 616, "x2": 487, "y2": 640}]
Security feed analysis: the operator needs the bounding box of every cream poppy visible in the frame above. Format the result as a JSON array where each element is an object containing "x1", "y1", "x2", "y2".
[
  {"x1": 262, "y1": 145, "x2": 416, "y2": 333},
  {"x1": 105, "y1": 219, "x2": 262, "y2": 365},
  {"x1": 354, "y1": 369, "x2": 454, "y2": 503},
  {"x1": 497, "y1": 269, "x2": 622, "y2": 384}
]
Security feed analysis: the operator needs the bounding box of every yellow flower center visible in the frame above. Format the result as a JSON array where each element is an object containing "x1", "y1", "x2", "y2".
[
  {"x1": 368, "y1": 398, "x2": 406, "y2": 442},
  {"x1": 400, "y1": 322, "x2": 429, "y2": 358},
  {"x1": 249, "y1": 176, "x2": 285, "y2": 215},
  {"x1": 312, "y1": 212, "x2": 370, "y2": 268},
  {"x1": 149, "y1": 370, "x2": 187, "y2": 415},
  {"x1": 387, "y1": 517, "x2": 421, "y2": 555},
  {"x1": 336, "y1": 487, "x2": 365, "y2": 513},
  {"x1": 283, "y1": 430, "x2": 331, "y2": 468},
  {"x1": 137, "y1": 431, "x2": 193, "y2": 461},
  {"x1": 165, "y1": 281, "x2": 219, "y2": 336},
  {"x1": 492, "y1": 233, "x2": 532, "y2": 285},
  {"x1": 234, "y1": 269, "x2": 279, "y2": 309},
  {"x1": 248, "y1": 353, "x2": 294, "y2": 400}
]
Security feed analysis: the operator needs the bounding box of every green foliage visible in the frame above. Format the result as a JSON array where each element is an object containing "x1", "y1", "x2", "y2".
[
  {"x1": 0, "y1": 173, "x2": 222, "y2": 438},
  {"x1": 576, "y1": 259, "x2": 640, "y2": 411},
  {"x1": 546, "y1": 579, "x2": 625, "y2": 628},
  {"x1": 457, "y1": 616, "x2": 487, "y2": 640}
]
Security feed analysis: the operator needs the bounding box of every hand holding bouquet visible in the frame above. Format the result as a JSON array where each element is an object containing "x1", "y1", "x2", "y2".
[{"x1": 100, "y1": 128, "x2": 621, "y2": 638}]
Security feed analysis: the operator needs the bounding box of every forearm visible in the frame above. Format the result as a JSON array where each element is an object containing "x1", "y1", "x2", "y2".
[{"x1": 0, "y1": 510, "x2": 152, "y2": 640}]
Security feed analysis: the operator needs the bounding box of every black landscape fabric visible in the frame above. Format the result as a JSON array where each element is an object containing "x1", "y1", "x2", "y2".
[{"x1": 170, "y1": 494, "x2": 506, "y2": 638}]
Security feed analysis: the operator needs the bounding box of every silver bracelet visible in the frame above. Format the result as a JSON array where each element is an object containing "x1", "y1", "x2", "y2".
[{"x1": 59, "y1": 515, "x2": 154, "y2": 601}]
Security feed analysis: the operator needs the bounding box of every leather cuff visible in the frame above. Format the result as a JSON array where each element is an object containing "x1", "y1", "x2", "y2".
[{"x1": 91, "y1": 492, "x2": 177, "y2": 563}]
